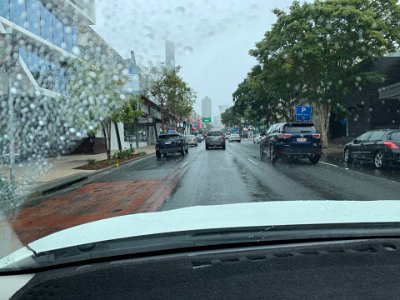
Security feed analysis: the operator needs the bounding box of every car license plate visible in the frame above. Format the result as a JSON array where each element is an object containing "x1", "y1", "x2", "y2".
[
  {"x1": 297, "y1": 138, "x2": 307, "y2": 142},
  {"x1": 165, "y1": 141, "x2": 172, "y2": 144}
]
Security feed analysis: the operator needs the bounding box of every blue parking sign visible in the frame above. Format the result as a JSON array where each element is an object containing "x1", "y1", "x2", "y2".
[{"x1": 295, "y1": 106, "x2": 312, "y2": 122}]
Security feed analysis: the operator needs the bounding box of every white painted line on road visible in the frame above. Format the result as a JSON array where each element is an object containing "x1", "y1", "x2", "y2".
[
  {"x1": 181, "y1": 161, "x2": 189, "y2": 169},
  {"x1": 248, "y1": 158, "x2": 259, "y2": 166},
  {"x1": 319, "y1": 161, "x2": 339, "y2": 168}
]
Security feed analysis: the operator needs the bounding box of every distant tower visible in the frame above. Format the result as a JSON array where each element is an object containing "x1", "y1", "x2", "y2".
[
  {"x1": 202, "y1": 97, "x2": 212, "y2": 122},
  {"x1": 124, "y1": 50, "x2": 139, "y2": 93},
  {"x1": 165, "y1": 40, "x2": 175, "y2": 71}
]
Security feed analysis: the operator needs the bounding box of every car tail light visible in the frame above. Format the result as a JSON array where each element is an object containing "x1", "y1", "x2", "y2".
[
  {"x1": 277, "y1": 134, "x2": 292, "y2": 139},
  {"x1": 312, "y1": 134, "x2": 321, "y2": 139},
  {"x1": 384, "y1": 141, "x2": 399, "y2": 149}
]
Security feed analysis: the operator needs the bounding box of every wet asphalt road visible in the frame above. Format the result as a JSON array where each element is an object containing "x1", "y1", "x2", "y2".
[
  {"x1": 10, "y1": 139, "x2": 400, "y2": 246},
  {"x1": 160, "y1": 140, "x2": 400, "y2": 211}
]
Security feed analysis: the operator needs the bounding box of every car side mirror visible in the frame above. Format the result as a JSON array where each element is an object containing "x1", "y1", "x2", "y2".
[{"x1": 353, "y1": 139, "x2": 359, "y2": 144}]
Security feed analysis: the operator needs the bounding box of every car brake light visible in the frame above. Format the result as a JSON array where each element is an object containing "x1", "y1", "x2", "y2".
[
  {"x1": 277, "y1": 134, "x2": 292, "y2": 139},
  {"x1": 384, "y1": 141, "x2": 399, "y2": 149},
  {"x1": 312, "y1": 134, "x2": 321, "y2": 139}
]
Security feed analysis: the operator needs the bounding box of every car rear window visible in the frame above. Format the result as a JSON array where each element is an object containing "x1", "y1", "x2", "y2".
[
  {"x1": 284, "y1": 125, "x2": 317, "y2": 134},
  {"x1": 208, "y1": 131, "x2": 223, "y2": 136},
  {"x1": 159, "y1": 134, "x2": 179, "y2": 139},
  {"x1": 368, "y1": 131, "x2": 387, "y2": 141},
  {"x1": 390, "y1": 132, "x2": 400, "y2": 141}
]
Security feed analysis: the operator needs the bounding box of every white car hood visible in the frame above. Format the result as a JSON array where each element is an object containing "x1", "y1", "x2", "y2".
[{"x1": 3, "y1": 200, "x2": 400, "y2": 268}]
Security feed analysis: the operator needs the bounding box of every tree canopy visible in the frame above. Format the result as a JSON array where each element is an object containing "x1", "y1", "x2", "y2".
[
  {"x1": 141, "y1": 66, "x2": 196, "y2": 131},
  {"x1": 232, "y1": 0, "x2": 400, "y2": 145}
]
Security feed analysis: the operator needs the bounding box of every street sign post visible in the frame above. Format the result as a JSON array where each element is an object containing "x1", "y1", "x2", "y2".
[{"x1": 295, "y1": 106, "x2": 313, "y2": 122}]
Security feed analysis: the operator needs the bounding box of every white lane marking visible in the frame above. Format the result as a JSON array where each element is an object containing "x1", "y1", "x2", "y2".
[
  {"x1": 319, "y1": 161, "x2": 339, "y2": 168},
  {"x1": 248, "y1": 158, "x2": 259, "y2": 166},
  {"x1": 181, "y1": 161, "x2": 189, "y2": 169}
]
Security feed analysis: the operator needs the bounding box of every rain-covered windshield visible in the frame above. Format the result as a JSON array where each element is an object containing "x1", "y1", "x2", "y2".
[{"x1": 2, "y1": 0, "x2": 400, "y2": 271}]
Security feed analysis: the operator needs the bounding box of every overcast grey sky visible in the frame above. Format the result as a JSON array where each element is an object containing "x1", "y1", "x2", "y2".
[{"x1": 93, "y1": 0, "x2": 294, "y2": 116}]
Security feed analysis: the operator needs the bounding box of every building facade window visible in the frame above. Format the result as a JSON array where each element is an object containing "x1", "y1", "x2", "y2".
[
  {"x1": 0, "y1": 0, "x2": 10, "y2": 18},
  {"x1": 40, "y1": 5, "x2": 53, "y2": 43},
  {"x1": 10, "y1": 0, "x2": 27, "y2": 28},
  {"x1": 27, "y1": 0, "x2": 41, "y2": 36},
  {"x1": 20, "y1": 48, "x2": 70, "y2": 94},
  {"x1": 1, "y1": 0, "x2": 78, "y2": 54}
]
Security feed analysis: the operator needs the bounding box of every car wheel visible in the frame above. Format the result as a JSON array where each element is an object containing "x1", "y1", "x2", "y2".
[
  {"x1": 185, "y1": 147, "x2": 189, "y2": 154},
  {"x1": 270, "y1": 146, "x2": 277, "y2": 163},
  {"x1": 344, "y1": 148, "x2": 353, "y2": 163},
  {"x1": 374, "y1": 151, "x2": 385, "y2": 169},
  {"x1": 309, "y1": 155, "x2": 320, "y2": 165},
  {"x1": 156, "y1": 151, "x2": 161, "y2": 159},
  {"x1": 260, "y1": 145, "x2": 265, "y2": 161},
  {"x1": 181, "y1": 147, "x2": 185, "y2": 156}
]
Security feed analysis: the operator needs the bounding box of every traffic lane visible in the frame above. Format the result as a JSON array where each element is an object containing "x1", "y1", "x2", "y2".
[
  {"x1": 91, "y1": 145, "x2": 201, "y2": 183},
  {"x1": 11, "y1": 146, "x2": 203, "y2": 245},
  {"x1": 323, "y1": 152, "x2": 400, "y2": 183},
  {"x1": 243, "y1": 139, "x2": 400, "y2": 184},
  {"x1": 161, "y1": 141, "x2": 332, "y2": 212},
  {"x1": 240, "y1": 140, "x2": 400, "y2": 200}
]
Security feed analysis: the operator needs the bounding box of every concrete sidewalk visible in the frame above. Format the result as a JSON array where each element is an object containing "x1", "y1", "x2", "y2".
[{"x1": 0, "y1": 145, "x2": 155, "y2": 197}]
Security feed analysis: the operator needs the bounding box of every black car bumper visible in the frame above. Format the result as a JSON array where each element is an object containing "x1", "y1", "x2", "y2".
[{"x1": 276, "y1": 146, "x2": 322, "y2": 157}]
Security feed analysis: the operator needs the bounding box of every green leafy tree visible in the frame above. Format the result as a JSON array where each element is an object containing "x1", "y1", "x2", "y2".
[
  {"x1": 112, "y1": 95, "x2": 143, "y2": 149},
  {"x1": 221, "y1": 107, "x2": 241, "y2": 127},
  {"x1": 246, "y1": 0, "x2": 400, "y2": 146},
  {"x1": 66, "y1": 59, "x2": 128, "y2": 159},
  {"x1": 141, "y1": 65, "x2": 195, "y2": 131}
]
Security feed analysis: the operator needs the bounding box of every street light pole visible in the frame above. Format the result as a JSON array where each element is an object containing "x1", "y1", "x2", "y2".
[{"x1": 8, "y1": 70, "x2": 15, "y2": 184}]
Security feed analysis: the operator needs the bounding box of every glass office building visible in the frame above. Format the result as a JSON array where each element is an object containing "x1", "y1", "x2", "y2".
[{"x1": 0, "y1": 0, "x2": 84, "y2": 94}]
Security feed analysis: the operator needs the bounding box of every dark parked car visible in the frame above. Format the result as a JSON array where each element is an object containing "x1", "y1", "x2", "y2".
[
  {"x1": 260, "y1": 122, "x2": 322, "y2": 164},
  {"x1": 205, "y1": 130, "x2": 225, "y2": 150},
  {"x1": 344, "y1": 129, "x2": 400, "y2": 169},
  {"x1": 156, "y1": 133, "x2": 188, "y2": 159}
]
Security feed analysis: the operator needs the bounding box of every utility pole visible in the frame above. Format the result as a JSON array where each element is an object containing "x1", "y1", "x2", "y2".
[
  {"x1": 1, "y1": 32, "x2": 16, "y2": 184},
  {"x1": 8, "y1": 73, "x2": 15, "y2": 183}
]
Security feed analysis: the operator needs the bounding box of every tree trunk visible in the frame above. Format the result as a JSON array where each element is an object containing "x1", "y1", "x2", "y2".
[
  {"x1": 114, "y1": 121, "x2": 122, "y2": 151},
  {"x1": 315, "y1": 103, "x2": 330, "y2": 148},
  {"x1": 101, "y1": 118, "x2": 112, "y2": 159}
]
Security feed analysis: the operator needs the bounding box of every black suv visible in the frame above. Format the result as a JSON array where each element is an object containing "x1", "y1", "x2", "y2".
[
  {"x1": 156, "y1": 133, "x2": 188, "y2": 159},
  {"x1": 343, "y1": 129, "x2": 400, "y2": 169},
  {"x1": 260, "y1": 122, "x2": 322, "y2": 164}
]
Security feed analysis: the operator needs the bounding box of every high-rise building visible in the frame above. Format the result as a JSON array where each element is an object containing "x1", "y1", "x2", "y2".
[
  {"x1": 202, "y1": 97, "x2": 212, "y2": 122},
  {"x1": 165, "y1": 40, "x2": 175, "y2": 71}
]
